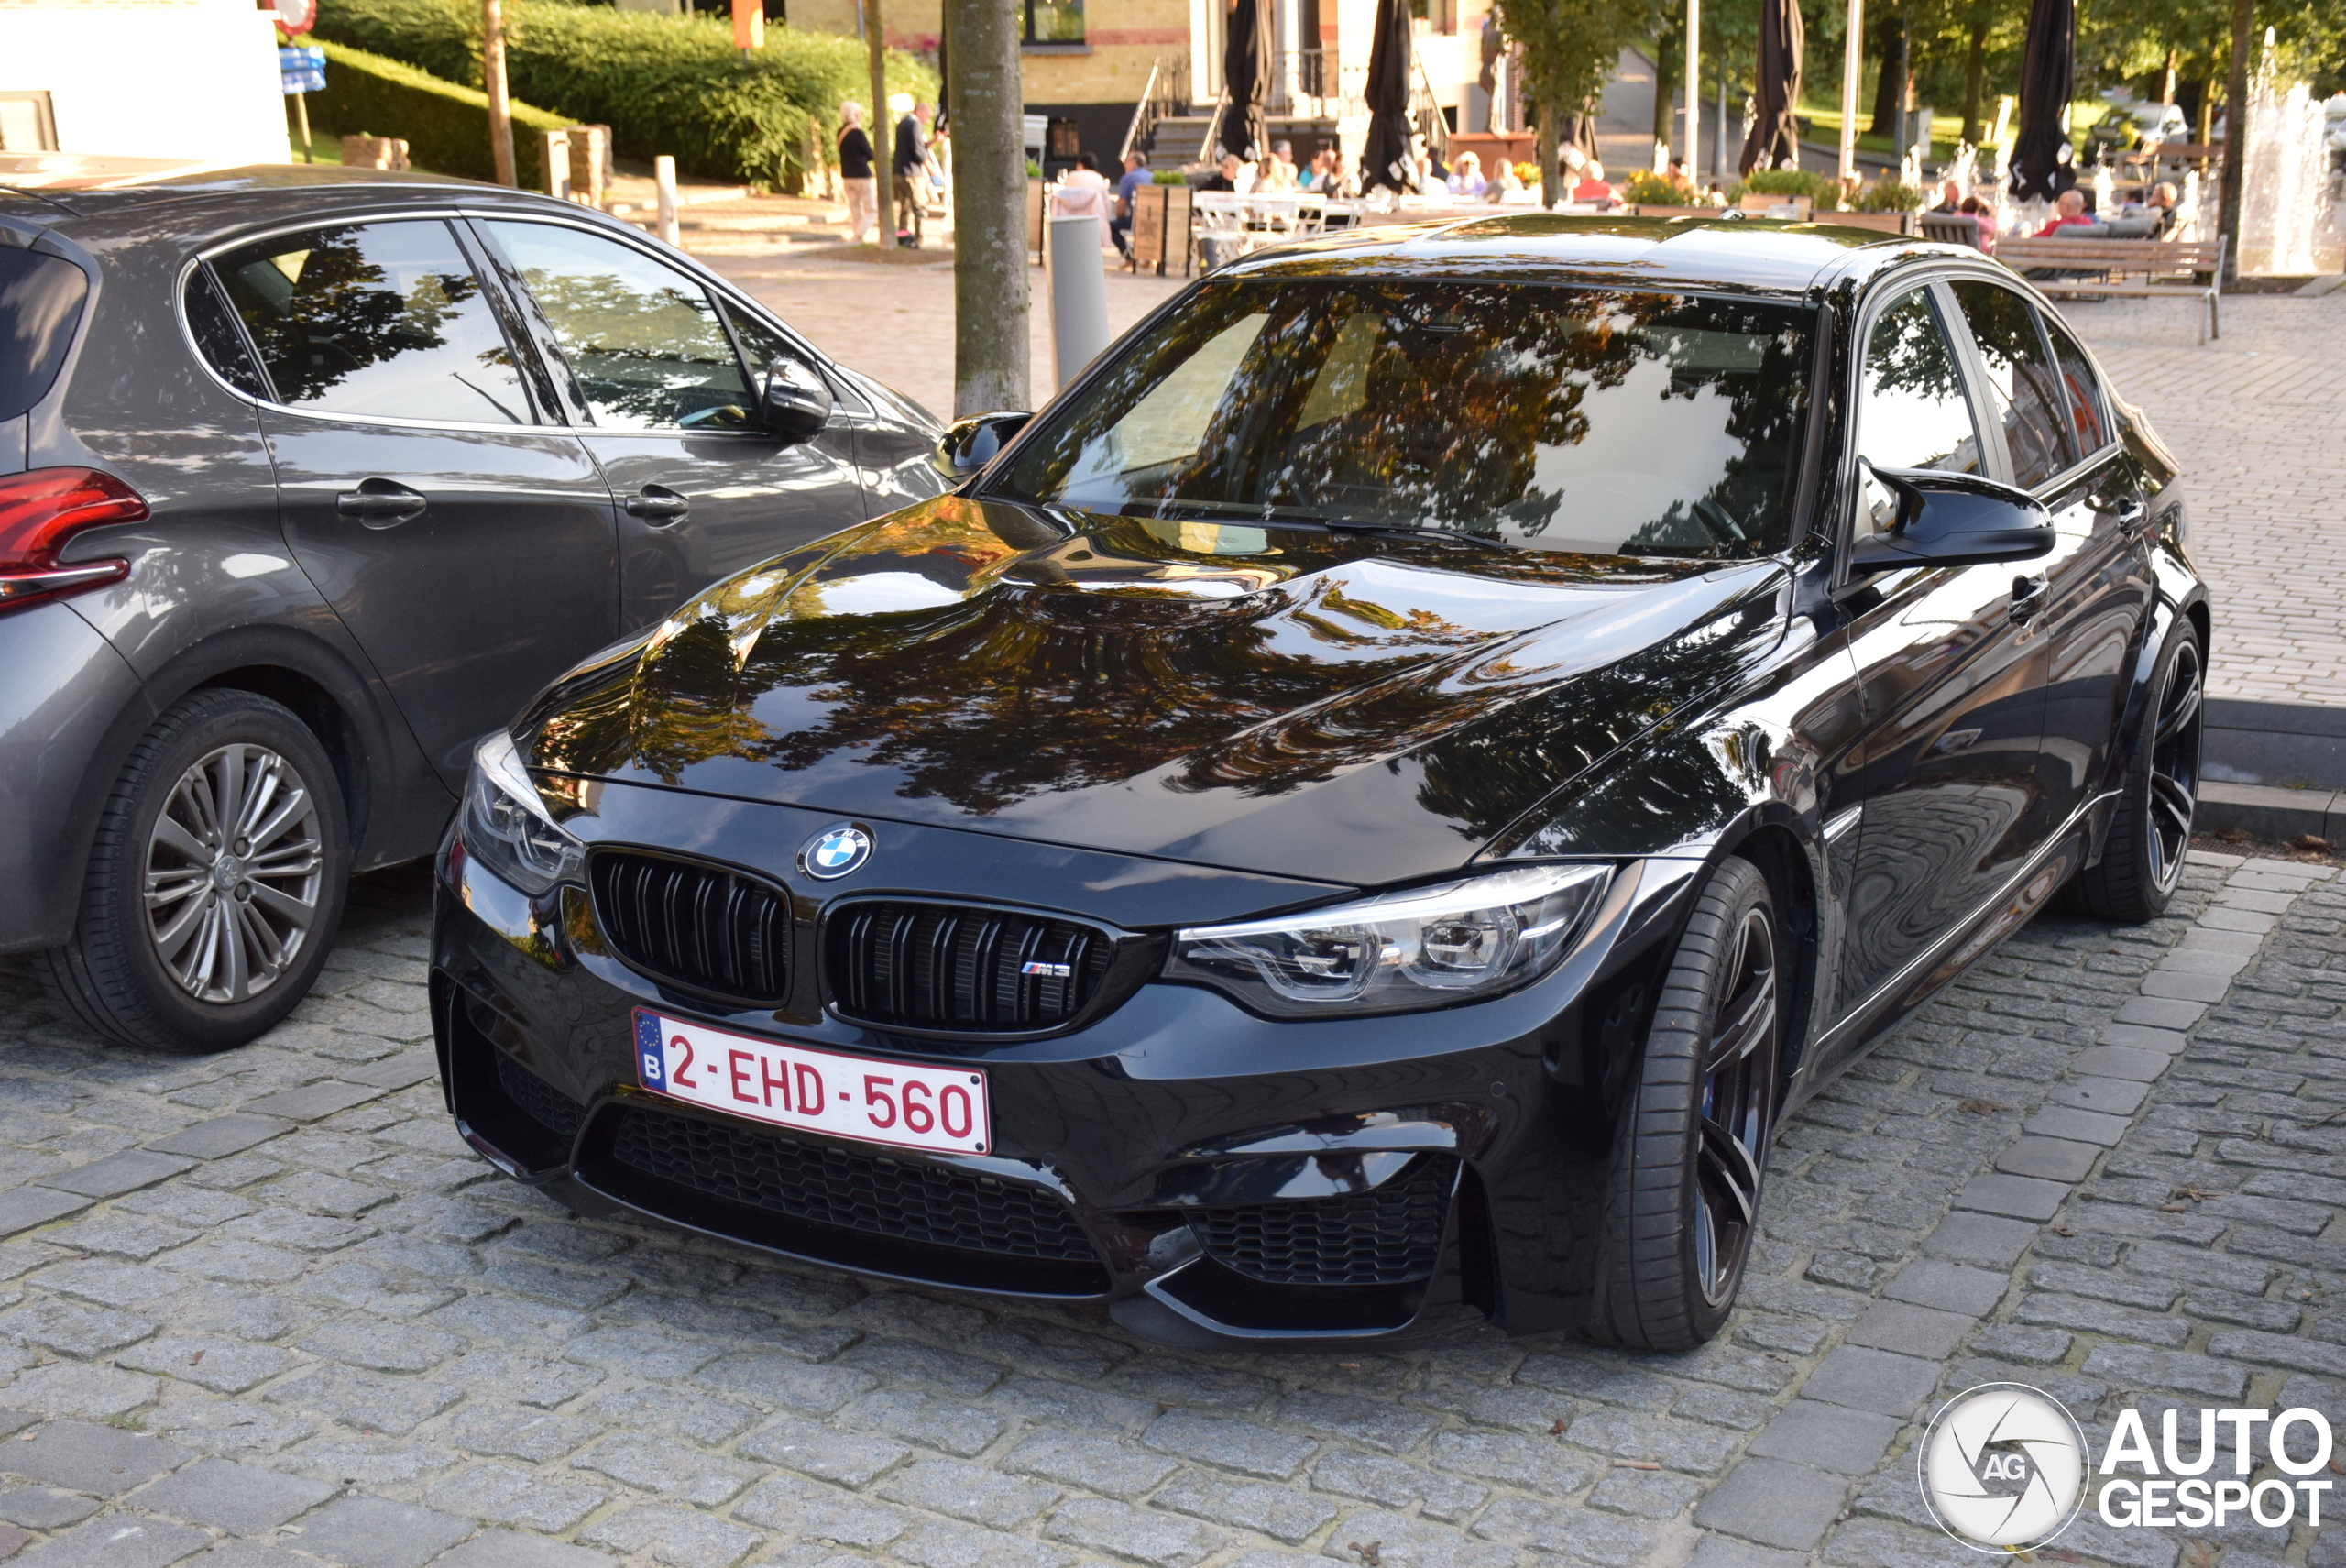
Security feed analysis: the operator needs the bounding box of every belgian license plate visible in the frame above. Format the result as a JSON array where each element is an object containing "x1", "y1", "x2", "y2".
[{"x1": 632, "y1": 1010, "x2": 992, "y2": 1157}]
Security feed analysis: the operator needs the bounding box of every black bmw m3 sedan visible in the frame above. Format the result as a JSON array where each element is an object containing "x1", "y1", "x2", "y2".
[{"x1": 431, "y1": 216, "x2": 2207, "y2": 1351}]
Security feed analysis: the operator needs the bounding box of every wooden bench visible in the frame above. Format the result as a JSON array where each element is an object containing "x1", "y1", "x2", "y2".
[{"x1": 1992, "y1": 235, "x2": 2226, "y2": 344}]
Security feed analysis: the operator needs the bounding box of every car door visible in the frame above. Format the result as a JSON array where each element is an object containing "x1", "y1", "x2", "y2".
[
  {"x1": 1835, "y1": 279, "x2": 2055, "y2": 1014},
  {"x1": 211, "y1": 216, "x2": 619, "y2": 790},
  {"x1": 1948, "y1": 279, "x2": 2154, "y2": 838},
  {"x1": 471, "y1": 217, "x2": 869, "y2": 635}
]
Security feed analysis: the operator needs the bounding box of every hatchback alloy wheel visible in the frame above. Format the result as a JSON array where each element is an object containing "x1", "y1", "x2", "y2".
[
  {"x1": 1694, "y1": 905, "x2": 1778, "y2": 1308},
  {"x1": 144, "y1": 742, "x2": 325, "y2": 1003}
]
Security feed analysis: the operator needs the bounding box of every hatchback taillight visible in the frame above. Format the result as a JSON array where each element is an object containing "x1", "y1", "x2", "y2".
[{"x1": 0, "y1": 466, "x2": 148, "y2": 612}]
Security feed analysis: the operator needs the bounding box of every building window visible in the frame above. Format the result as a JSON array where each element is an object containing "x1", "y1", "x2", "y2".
[
  {"x1": 0, "y1": 93, "x2": 59, "y2": 154},
  {"x1": 1025, "y1": 0, "x2": 1083, "y2": 45}
]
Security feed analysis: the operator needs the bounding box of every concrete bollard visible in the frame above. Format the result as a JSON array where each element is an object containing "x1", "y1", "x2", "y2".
[
  {"x1": 1047, "y1": 214, "x2": 1111, "y2": 390},
  {"x1": 654, "y1": 156, "x2": 681, "y2": 247}
]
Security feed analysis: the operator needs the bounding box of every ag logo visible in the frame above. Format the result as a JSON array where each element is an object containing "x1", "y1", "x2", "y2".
[
  {"x1": 800, "y1": 823, "x2": 873, "y2": 880},
  {"x1": 1920, "y1": 1383, "x2": 2089, "y2": 1552}
]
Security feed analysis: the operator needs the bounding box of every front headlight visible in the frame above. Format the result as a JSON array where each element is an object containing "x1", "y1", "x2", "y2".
[
  {"x1": 459, "y1": 730, "x2": 585, "y2": 895},
  {"x1": 1166, "y1": 863, "x2": 1613, "y2": 1018}
]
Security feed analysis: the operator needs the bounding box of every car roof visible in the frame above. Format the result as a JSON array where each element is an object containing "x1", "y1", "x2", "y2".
[
  {"x1": 0, "y1": 163, "x2": 520, "y2": 225},
  {"x1": 1222, "y1": 213, "x2": 1936, "y2": 300}
]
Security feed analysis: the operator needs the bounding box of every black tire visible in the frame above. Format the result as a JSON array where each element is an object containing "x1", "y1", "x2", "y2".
[
  {"x1": 2060, "y1": 620, "x2": 2203, "y2": 924},
  {"x1": 38, "y1": 690, "x2": 349, "y2": 1053},
  {"x1": 1587, "y1": 857, "x2": 1783, "y2": 1353}
]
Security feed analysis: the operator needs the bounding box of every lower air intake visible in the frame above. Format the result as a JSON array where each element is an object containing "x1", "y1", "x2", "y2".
[{"x1": 1189, "y1": 1157, "x2": 1455, "y2": 1286}]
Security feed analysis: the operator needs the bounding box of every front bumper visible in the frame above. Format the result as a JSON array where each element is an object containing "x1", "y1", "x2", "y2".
[{"x1": 430, "y1": 785, "x2": 1698, "y2": 1346}]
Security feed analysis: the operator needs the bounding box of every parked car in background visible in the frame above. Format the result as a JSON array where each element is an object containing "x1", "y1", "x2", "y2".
[
  {"x1": 0, "y1": 166, "x2": 940, "y2": 1052},
  {"x1": 433, "y1": 218, "x2": 2207, "y2": 1349}
]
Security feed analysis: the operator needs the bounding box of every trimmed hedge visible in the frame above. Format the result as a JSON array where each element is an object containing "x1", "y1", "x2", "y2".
[
  {"x1": 313, "y1": 0, "x2": 936, "y2": 188},
  {"x1": 309, "y1": 41, "x2": 570, "y2": 186}
]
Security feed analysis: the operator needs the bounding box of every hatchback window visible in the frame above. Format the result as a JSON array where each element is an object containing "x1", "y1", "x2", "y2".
[
  {"x1": 2038, "y1": 313, "x2": 2110, "y2": 457},
  {"x1": 995, "y1": 280, "x2": 1814, "y2": 558},
  {"x1": 483, "y1": 221, "x2": 754, "y2": 431},
  {"x1": 1949, "y1": 280, "x2": 2075, "y2": 488},
  {"x1": 213, "y1": 220, "x2": 532, "y2": 424},
  {"x1": 0, "y1": 248, "x2": 88, "y2": 422},
  {"x1": 1855, "y1": 286, "x2": 1981, "y2": 478}
]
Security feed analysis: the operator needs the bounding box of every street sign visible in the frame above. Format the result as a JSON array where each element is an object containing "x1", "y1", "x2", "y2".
[
  {"x1": 273, "y1": 0, "x2": 316, "y2": 35},
  {"x1": 280, "y1": 45, "x2": 326, "y2": 96}
]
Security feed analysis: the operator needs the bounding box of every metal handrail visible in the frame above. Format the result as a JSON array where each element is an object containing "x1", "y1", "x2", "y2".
[
  {"x1": 1412, "y1": 58, "x2": 1450, "y2": 161},
  {"x1": 1119, "y1": 59, "x2": 1163, "y2": 165}
]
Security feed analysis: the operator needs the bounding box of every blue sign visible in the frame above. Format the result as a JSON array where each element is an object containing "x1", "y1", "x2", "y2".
[{"x1": 280, "y1": 45, "x2": 325, "y2": 95}]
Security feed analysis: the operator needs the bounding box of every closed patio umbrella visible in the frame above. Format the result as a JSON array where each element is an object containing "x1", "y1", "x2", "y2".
[
  {"x1": 1362, "y1": 0, "x2": 1415, "y2": 192},
  {"x1": 1221, "y1": 0, "x2": 1273, "y2": 164},
  {"x1": 1739, "y1": 0, "x2": 1804, "y2": 174},
  {"x1": 2011, "y1": 0, "x2": 2076, "y2": 201}
]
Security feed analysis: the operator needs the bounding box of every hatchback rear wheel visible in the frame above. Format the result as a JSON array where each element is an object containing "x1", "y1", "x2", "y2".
[
  {"x1": 1587, "y1": 856, "x2": 1783, "y2": 1352},
  {"x1": 41, "y1": 690, "x2": 348, "y2": 1052}
]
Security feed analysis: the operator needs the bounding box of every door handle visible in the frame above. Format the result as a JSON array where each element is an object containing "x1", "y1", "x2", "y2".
[
  {"x1": 2114, "y1": 499, "x2": 2150, "y2": 537},
  {"x1": 624, "y1": 486, "x2": 690, "y2": 523},
  {"x1": 2010, "y1": 574, "x2": 2051, "y2": 624},
  {"x1": 334, "y1": 479, "x2": 428, "y2": 527}
]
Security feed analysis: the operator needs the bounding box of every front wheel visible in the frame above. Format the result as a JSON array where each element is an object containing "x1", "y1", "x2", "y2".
[
  {"x1": 40, "y1": 689, "x2": 349, "y2": 1053},
  {"x1": 1586, "y1": 857, "x2": 1783, "y2": 1352},
  {"x1": 2060, "y1": 620, "x2": 2203, "y2": 923}
]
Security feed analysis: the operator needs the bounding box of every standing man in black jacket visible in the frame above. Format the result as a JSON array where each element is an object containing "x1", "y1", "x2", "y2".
[{"x1": 893, "y1": 96, "x2": 935, "y2": 247}]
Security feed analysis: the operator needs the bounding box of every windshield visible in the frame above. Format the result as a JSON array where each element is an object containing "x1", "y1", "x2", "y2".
[{"x1": 994, "y1": 280, "x2": 1815, "y2": 559}]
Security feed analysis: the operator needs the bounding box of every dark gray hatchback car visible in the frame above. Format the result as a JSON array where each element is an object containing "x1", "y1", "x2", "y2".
[{"x1": 0, "y1": 165, "x2": 942, "y2": 1051}]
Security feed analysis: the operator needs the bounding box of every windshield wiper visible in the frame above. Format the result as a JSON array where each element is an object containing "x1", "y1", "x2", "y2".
[{"x1": 1318, "y1": 519, "x2": 1487, "y2": 544}]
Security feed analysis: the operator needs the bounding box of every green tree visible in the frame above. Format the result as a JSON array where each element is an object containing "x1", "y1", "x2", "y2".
[{"x1": 1499, "y1": 0, "x2": 1661, "y2": 204}]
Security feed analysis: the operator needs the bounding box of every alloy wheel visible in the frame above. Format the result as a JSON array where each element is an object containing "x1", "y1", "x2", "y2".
[
  {"x1": 142, "y1": 743, "x2": 324, "y2": 1004},
  {"x1": 2147, "y1": 638, "x2": 2204, "y2": 890},
  {"x1": 1694, "y1": 907, "x2": 1779, "y2": 1307}
]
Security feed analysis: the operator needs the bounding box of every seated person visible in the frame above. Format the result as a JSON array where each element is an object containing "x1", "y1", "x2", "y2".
[
  {"x1": 1932, "y1": 179, "x2": 1963, "y2": 214},
  {"x1": 1447, "y1": 150, "x2": 1488, "y2": 199},
  {"x1": 2035, "y1": 188, "x2": 2094, "y2": 236},
  {"x1": 1194, "y1": 152, "x2": 1243, "y2": 193},
  {"x1": 2144, "y1": 181, "x2": 2180, "y2": 236},
  {"x1": 1572, "y1": 159, "x2": 1615, "y2": 204},
  {"x1": 1666, "y1": 157, "x2": 1693, "y2": 192},
  {"x1": 1051, "y1": 151, "x2": 1113, "y2": 249},
  {"x1": 1259, "y1": 140, "x2": 1300, "y2": 192},
  {"x1": 1960, "y1": 194, "x2": 1996, "y2": 251}
]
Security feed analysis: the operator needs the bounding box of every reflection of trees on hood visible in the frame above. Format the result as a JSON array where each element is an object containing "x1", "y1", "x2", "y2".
[{"x1": 532, "y1": 503, "x2": 1718, "y2": 818}]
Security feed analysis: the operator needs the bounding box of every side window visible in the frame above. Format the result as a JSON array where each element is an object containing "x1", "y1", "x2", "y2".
[
  {"x1": 2038, "y1": 313, "x2": 2110, "y2": 456},
  {"x1": 718, "y1": 297, "x2": 817, "y2": 394},
  {"x1": 482, "y1": 220, "x2": 754, "y2": 431},
  {"x1": 1854, "y1": 286, "x2": 1981, "y2": 536},
  {"x1": 1949, "y1": 280, "x2": 2076, "y2": 488},
  {"x1": 212, "y1": 220, "x2": 532, "y2": 424},
  {"x1": 183, "y1": 268, "x2": 268, "y2": 400}
]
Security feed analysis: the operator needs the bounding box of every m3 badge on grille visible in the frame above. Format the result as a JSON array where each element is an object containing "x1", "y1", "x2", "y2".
[{"x1": 800, "y1": 823, "x2": 872, "y2": 880}]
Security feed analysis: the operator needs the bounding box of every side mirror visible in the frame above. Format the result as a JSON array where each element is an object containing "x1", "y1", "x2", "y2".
[
  {"x1": 1846, "y1": 463, "x2": 2055, "y2": 573},
  {"x1": 759, "y1": 358, "x2": 834, "y2": 441},
  {"x1": 931, "y1": 411, "x2": 1032, "y2": 481}
]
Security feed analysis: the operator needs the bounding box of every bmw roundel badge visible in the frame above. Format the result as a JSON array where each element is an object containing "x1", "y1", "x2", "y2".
[{"x1": 801, "y1": 823, "x2": 873, "y2": 880}]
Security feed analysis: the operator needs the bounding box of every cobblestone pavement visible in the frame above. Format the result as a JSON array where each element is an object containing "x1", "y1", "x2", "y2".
[
  {"x1": 2066, "y1": 291, "x2": 2346, "y2": 707},
  {"x1": 0, "y1": 848, "x2": 2337, "y2": 1567}
]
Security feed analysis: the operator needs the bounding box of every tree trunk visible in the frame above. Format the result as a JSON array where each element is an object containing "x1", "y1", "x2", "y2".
[
  {"x1": 2196, "y1": 79, "x2": 2213, "y2": 145},
  {"x1": 1959, "y1": 20, "x2": 1986, "y2": 147},
  {"x1": 1537, "y1": 94, "x2": 1560, "y2": 209},
  {"x1": 1869, "y1": 16, "x2": 1906, "y2": 138},
  {"x1": 866, "y1": 0, "x2": 893, "y2": 244},
  {"x1": 482, "y1": 0, "x2": 515, "y2": 187},
  {"x1": 948, "y1": 0, "x2": 1029, "y2": 414},
  {"x1": 2159, "y1": 48, "x2": 2176, "y2": 108},
  {"x1": 2215, "y1": 0, "x2": 2251, "y2": 286}
]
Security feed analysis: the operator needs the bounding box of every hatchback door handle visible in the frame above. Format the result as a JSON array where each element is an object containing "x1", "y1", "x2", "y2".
[
  {"x1": 624, "y1": 486, "x2": 690, "y2": 522},
  {"x1": 2010, "y1": 574, "x2": 2051, "y2": 623},
  {"x1": 334, "y1": 480, "x2": 427, "y2": 526}
]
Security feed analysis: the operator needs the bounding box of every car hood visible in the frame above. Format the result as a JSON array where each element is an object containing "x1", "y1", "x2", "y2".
[{"x1": 521, "y1": 496, "x2": 1791, "y2": 886}]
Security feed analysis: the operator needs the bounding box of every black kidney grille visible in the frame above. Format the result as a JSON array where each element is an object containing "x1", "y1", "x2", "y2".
[
  {"x1": 1190, "y1": 1158, "x2": 1454, "y2": 1286},
  {"x1": 609, "y1": 1104, "x2": 1097, "y2": 1262},
  {"x1": 590, "y1": 851, "x2": 789, "y2": 1003},
  {"x1": 496, "y1": 1051, "x2": 585, "y2": 1141},
  {"x1": 827, "y1": 901, "x2": 1114, "y2": 1032}
]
